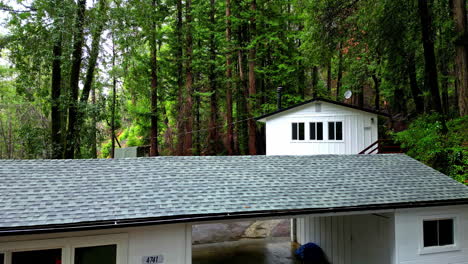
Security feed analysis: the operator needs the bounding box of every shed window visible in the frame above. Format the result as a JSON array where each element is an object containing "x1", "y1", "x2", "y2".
[
  {"x1": 309, "y1": 122, "x2": 323, "y2": 140},
  {"x1": 0, "y1": 253, "x2": 4, "y2": 264},
  {"x1": 292, "y1": 122, "x2": 305, "y2": 140},
  {"x1": 328, "y1": 121, "x2": 343, "y2": 140},
  {"x1": 423, "y1": 219, "x2": 454, "y2": 247}
]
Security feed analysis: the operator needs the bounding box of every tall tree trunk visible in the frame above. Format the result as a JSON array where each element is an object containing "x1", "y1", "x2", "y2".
[
  {"x1": 336, "y1": 42, "x2": 343, "y2": 100},
  {"x1": 73, "y1": 0, "x2": 107, "y2": 158},
  {"x1": 91, "y1": 87, "x2": 97, "y2": 158},
  {"x1": 149, "y1": 0, "x2": 159, "y2": 156},
  {"x1": 176, "y1": 0, "x2": 185, "y2": 155},
  {"x1": 207, "y1": 0, "x2": 218, "y2": 155},
  {"x1": 372, "y1": 74, "x2": 380, "y2": 110},
  {"x1": 407, "y1": 54, "x2": 425, "y2": 113},
  {"x1": 440, "y1": 57, "x2": 450, "y2": 115},
  {"x1": 110, "y1": 33, "x2": 117, "y2": 159},
  {"x1": 450, "y1": 0, "x2": 468, "y2": 116},
  {"x1": 247, "y1": 0, "x2": 257, "y2": 155},
  {"x1": 237, "y1": 32, "x2": 248, "y2": 155},
  {"x1": 225, "y1": 0, "x2": 234, "y2": 155},
  {"x1": 327, "y1": 59, "x2": 332, "y2": 96},
  {"x1": 184, "y1": 0, "x2": 193, "y2": 155},
  {"x1": 51, "y1": 29, "x2": 62, "y2": 159},
  {"x1": 418, "y1": 0, "x2": 443, "y2": 114},
  {"x1": 65, "y1": 0, "x2": 86, "y2": 159},
  {"x1": 311, "y1": 66, "x2": 318, "y2": 97}
]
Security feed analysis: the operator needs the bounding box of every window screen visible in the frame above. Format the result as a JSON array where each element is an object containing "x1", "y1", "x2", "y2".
[
  {"x1": 317, "y1": 122, "x2": 323, "y2": 140},
  {"x1": 423, "y1": 219, "x2": 454, "y2": 247},
  {"x1": 328, "y1": 121, "x2": 343, "y2": 140},
  {"x1": 328, "y1": 122, "x2": 335, "y2": 140},
  {"x1": 310, "y1": 122, "x2": 323, "y2": 140},
  {"x1": 292, "y1": 123, "x2": 298, "y2": 140},
  {"x1": 336, "y1": 122, "x2": 343, "y2": 140},
  {"x1": 12, "y1": 248, "x2": 61, "y2": 264},
  {"x1": 75, "y1": 245, "x2": 117, "y2": 264},
  {"x1": 292, "y1": 122, "x2": 304, "y2": 141}
]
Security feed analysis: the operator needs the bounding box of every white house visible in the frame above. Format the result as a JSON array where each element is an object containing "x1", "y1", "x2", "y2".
[
  {"x1": 1, "y1": 154, "x2": 468, "y2": 264},
  {"x1": 255, "y1": 97, "x2": 388, "y2": 155}
]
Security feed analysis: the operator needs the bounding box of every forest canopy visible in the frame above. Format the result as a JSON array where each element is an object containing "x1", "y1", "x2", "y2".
[{"x1": 0, "y1": 0, "x2": 466, "y2": 182}]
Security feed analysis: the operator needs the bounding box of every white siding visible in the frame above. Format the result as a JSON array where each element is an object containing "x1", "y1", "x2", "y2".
[
  {"x1": 264, "y1": 101, "x2": 378, "y2": 155},
  {"x1": 296, "y1": 213, "x2": 394, "y2": 264},
  {"x1": 394, "y1": 205, "x2": 468, "y2": 264},
  {"x1": 0, "y1": 224, "x2": 192, "y2": 264}
]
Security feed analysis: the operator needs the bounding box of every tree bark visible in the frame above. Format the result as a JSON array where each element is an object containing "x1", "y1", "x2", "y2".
[
  {"x1": 149, "y1": 0, "x2": 159, "y2": 156},
  {"x1": 311, "y1": 66, "x2": 318, "y2": 97},
  {"x1": 407, "y1": 53, "x2": 425, "y2": 113},
  {"x1": 64, "y1": 0, "x2": 86, "y2": 159},
  {"x1": 418, "y1": 0, "x2": 443, "y2": 114},
  {"x1": 247, "y1": 0, "x2": 257, "y2": 155},
  {"x1": 225, "y1": 0, "x2": 234, "y2": 155},
  {"x1": 450, "y1": 0, "x2": 468, "y2": 116},
  {"x1": 176, "y1": 0, "x2": 185, "y2": 155},
  {"x1": 184, "y1": 0, "x2": 193, "y2": 155},
  {"x1": 207, "y1": 0, "x2": 218, "y2": 155},
  {"x1": 51, "y1": 29, "x2": 62, "y2": 159},
  {"x1": 237, "y1": 31, "x2": 248, "y2": 155},
  {"x1": 327, "y1": 59, "x2": 332, "y2": 95},
  {"x1": 91, "y1": 87, "x2": 97, "y2": 158},
  {"x1": 372, "y1": 74, "x2": 380, "y2": 110},
  {"x1": 336, "y1": 42, "x2": 343, "y2": 100},
  {"x1": 110, "y1": 32, "x2": 117, "y2": 158}
]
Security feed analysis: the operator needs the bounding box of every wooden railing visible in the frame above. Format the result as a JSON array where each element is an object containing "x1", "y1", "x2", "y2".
[{"x1": 359, "y1": 139, "x2": 402, "y2": 154}]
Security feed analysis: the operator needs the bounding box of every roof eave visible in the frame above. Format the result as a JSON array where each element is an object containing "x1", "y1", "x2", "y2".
[
  {"x1": 254, "y1": 97, "x2": 390, "y2": 121},
  {"x1": 2, "y1": 198, "x2": 467, "y2": 237}
]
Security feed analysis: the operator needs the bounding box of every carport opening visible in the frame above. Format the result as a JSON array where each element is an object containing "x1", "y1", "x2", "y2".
[{"x1": 191, "y1": 219, "x2": 301, "y2": 264}]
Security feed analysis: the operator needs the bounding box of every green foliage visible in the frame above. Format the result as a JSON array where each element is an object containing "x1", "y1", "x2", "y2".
[{"x1": 394, "y1": 114, "x2": 468, "y2": 184}]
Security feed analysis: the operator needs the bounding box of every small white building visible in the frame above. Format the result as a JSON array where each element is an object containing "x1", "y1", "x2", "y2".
[
  {"x1": 256, "y1": 97, "x2": 388, "y2": 155},
  {"x1": 1, "y1": 155, "x2": 468, "y2": 264}
]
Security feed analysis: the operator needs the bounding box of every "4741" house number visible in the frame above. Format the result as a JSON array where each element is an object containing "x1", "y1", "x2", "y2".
[{"x1": 142, "y1": 255, "x2": 164, "y2": 264}]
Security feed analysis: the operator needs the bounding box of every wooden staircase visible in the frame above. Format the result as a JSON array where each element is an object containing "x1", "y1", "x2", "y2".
[{"x1": 359, "y1": 139, "x2": 403, "y2": 154}]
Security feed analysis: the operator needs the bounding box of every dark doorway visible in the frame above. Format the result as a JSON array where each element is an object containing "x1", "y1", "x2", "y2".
[{"x1": 12, "y1": 248, "x2": 61, "y2": 264}]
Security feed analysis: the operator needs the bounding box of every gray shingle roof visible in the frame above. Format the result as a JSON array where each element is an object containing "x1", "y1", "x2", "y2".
[{"x1": 1, "y1": 154, "x2": 468, "y2": 234}]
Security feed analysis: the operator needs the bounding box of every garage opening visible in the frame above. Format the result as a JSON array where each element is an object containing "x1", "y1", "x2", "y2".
[{"x1": 192, "y1": 219, "x2": 300, "y2": 264}]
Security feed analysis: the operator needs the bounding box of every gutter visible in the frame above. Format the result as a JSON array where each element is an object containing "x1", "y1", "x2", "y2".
[{"x1": 1, "y1": 198, "x2": 468, "y2": 236}]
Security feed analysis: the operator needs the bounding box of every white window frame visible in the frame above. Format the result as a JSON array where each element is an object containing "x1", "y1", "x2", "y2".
[
  {"x1": 291, "y1": 122, "x2": 305, "y2": 141},
  {"x1": 0, "y1": 233, "x2": 128, "y2": 264},
  {"x1": 419, "y1": 215, "x2": 460, "y2": 255},
  {"x1": 308, "y1": 122, "x2": 324, "y2": 141},
  {"x1": 327, "y1": 121, "x2": 344, "y2": 141}
]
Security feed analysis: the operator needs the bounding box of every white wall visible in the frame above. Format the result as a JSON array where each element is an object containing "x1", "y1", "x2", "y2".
[
  {"x1": 0, "y1": 223, "x2": 192, "y2": 264},
  {"x1": 394, "y1": 205, "x2": 468, "y2": 264},
  {"x1": 296, "y1": 213, "x2": 394, "y2": 264},
  {"x1": 264, "y1": 101, "x2": 378, "y2": 155}
]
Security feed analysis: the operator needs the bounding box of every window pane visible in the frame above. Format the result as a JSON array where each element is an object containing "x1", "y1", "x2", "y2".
[
  {"x1": 310, "y1": 123, "x2": 316, "y2": 140},
  {"x1": 317, "y1": 122, "x2": 323, "y2": 140},
  {"x1": 292, "y1": 123, "x2": 297, "y2": 140},
  {"x1": 0, "y1": 253, "x2": 4, "y2": 264},
  {"x1": 328, "y1": 122, "x2": 335, "y2": 140},
  {"x1": 298, "y1": 123, "x2": 305, "y2": 140},
  {"x1": 75, "y1": 245, "x2": 116, "y2": 264},
  {"x1": 423, "y1": 220, "x2": 438, "y2": 247},
  {"x1": 12, "y1": 249, "x2": 61, "y2": 264},
  {"x1": 336, "y1": 122, "x2": 343, "y2": 140},
  {"x1": 439, "y1": 219, "x2": 454, "y2": 246}
]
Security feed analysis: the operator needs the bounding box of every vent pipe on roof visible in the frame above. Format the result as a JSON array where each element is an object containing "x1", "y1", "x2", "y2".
[{"x1": 277, "y1": 86, "x2": 283, "y2": 110}]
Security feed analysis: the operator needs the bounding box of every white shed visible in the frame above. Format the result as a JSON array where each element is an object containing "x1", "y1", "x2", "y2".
[{"x1": 255, "y1": 97, "x2": 388, "y2": 155}]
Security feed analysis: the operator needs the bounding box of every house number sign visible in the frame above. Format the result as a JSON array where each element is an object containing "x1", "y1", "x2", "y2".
[{"x1": 142, "y1": 255, "x2": 164, "y2": 264}]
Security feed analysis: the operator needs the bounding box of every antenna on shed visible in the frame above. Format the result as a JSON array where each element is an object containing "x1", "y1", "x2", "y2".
[{"x1": 344, "y1": 90, "x2": 353, "y2": 99}]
